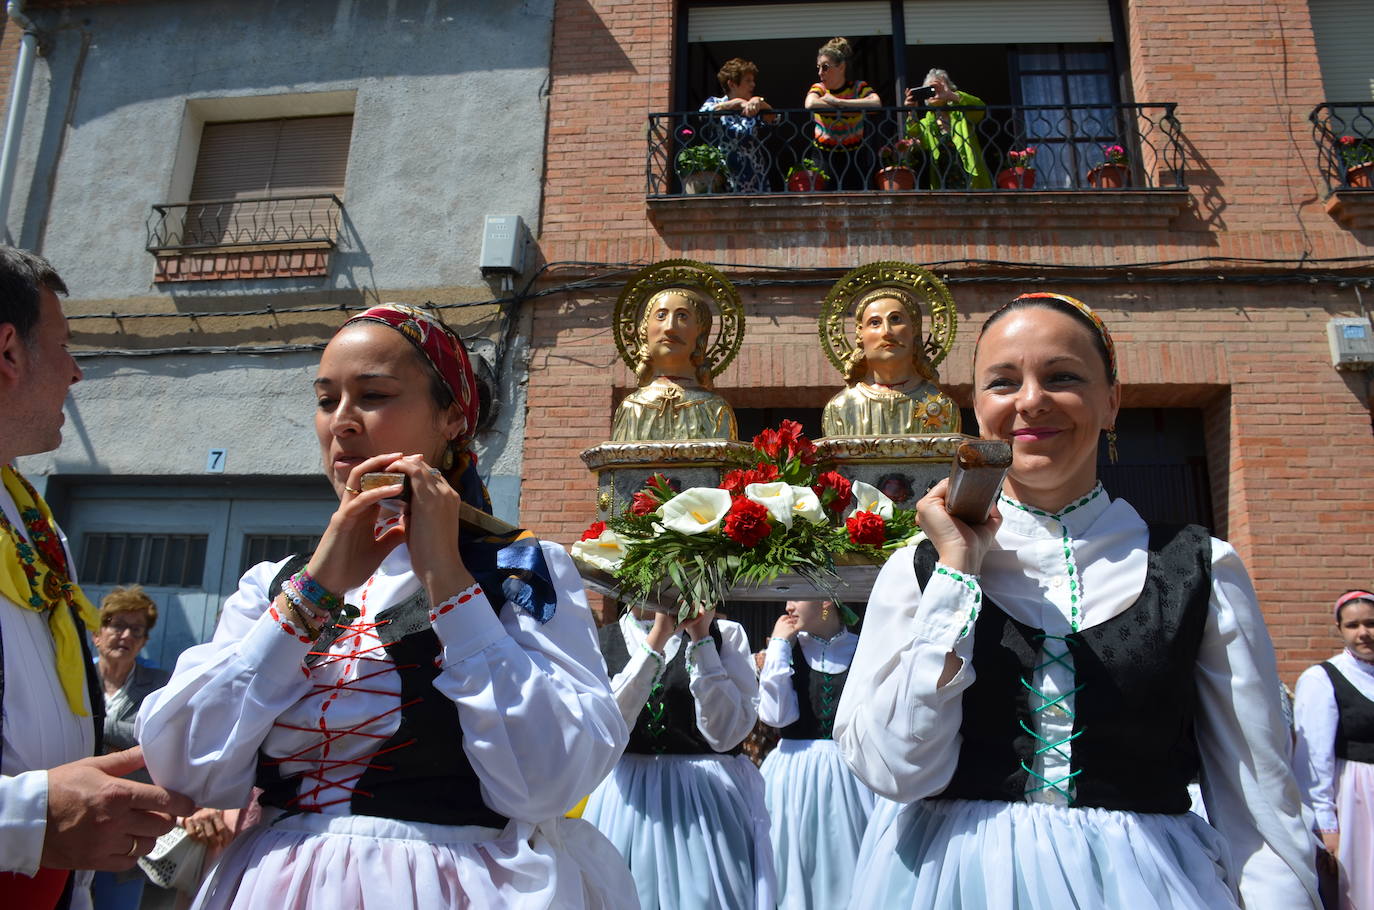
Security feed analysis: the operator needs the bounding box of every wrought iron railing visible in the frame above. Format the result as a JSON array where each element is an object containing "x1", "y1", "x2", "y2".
[
  {"x1": 647, "y1": 103, "x2": 1184, "y2": 197},
  {"x1": 1310, "y1": 103, "x2": 1374, "y2": 194},
  {"x1": 146, "y1": 193, "x2": 343, "y2": 252}
]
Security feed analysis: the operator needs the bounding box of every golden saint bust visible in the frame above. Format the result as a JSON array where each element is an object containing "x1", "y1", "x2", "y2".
[
  {"x1": 609, "y1": 261, "x2": 745, "y2": 442},
  {"x1": 820, "y1": 267, "x2": 961, "y2": 437}
]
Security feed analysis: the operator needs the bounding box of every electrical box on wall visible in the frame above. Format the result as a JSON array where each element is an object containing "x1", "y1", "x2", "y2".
[
  {"x1": 1327, "y1": 317, "x2": 1374, "y2": 371},
  {"x1": 479, "y1": 215, "x2": 527, "y2": 276}
]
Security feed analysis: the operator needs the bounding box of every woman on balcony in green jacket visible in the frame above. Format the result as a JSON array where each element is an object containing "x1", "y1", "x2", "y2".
[{"x1": 905, "y1": 69, "x2": 992, "y2": 190}]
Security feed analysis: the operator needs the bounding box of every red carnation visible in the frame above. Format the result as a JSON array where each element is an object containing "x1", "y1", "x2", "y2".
[
  {"x1": 579, "y1": 521, "x2": 607, "y2": 541},
  {"x1": 847, "y1": 510, "x2": 887, "y2": 546},
  {"x1": 630, "y1": 492, "x2": 659, "y2": 516},
  {"x1": 723, "y1": 497, "x2": 772, "y2": 547},
  {"x1": 813, "y1": 470, "x2": 853, "y2": 513},
  {"x1": 720, "y1": 462, "x2": 779, "y2": 496}
]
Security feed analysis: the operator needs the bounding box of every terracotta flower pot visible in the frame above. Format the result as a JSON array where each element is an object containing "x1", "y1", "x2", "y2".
[
  {"x1": 681, "y1": 171, "x2": 725, "y2": 194},
  {"x1": 787, "y1": 170, "x2": 831, "y2": 192},
  {"x1": 1346, "y1": 161, "x2": 1374, "y2": 189},
  {"x1": 1087, "y1": 163, "x2": 1129, "y2": 188},
  {"x1": 996, "y1": 167, "x2": 1036, "y2": 189},
  {"x1": 874, "y1": 166, "x2": 916, "y2": 191}
]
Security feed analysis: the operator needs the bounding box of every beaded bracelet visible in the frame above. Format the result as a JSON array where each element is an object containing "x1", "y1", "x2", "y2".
[
  {"x1": 277, "y1": 590, "x2": 323, "y2": 641},
  {"x1": 291, "y1": 567, "x2": 343, "y2": 613}
]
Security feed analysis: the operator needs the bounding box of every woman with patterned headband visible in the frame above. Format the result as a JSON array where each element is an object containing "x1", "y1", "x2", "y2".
[
  {"x1": 137, "y1": 304, "x2": 633, "y2": 909},
  {"x1": 835, "y1": 293, "x2": 1320, "y2": 908},
  {"x1": 1294, "y1": 589, "x2": 1374, "y2": 909}
]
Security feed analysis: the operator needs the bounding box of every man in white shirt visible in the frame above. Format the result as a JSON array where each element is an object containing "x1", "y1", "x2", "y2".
[{"x1": 0, "y1": 246, "x2": 192, "y2": 908}]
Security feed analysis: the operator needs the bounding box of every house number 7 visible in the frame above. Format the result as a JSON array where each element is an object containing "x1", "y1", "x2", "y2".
[{"x1": 205, "y1": 448, "x2": 227, "y2": 473}]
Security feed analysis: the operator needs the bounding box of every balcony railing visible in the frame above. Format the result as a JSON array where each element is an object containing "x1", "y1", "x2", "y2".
[
  {"x1": 1310, "y1": 103, "x2": 1374, "y2": 194},
  {"x1": 647, "y1": 103, "x2": 1184, "y2": 197},
  {"x1": 146, "y1": 193, "x2": 343, "y2": 253}
]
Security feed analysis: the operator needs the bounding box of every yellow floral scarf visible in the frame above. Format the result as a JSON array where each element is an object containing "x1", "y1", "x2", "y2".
[{"x1": 0, "y1": 465, "x2": 99, "y2": 716}]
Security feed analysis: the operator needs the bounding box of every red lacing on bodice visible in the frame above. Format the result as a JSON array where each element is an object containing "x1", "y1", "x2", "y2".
[{"x1": 263, "y1": 583, "x2": 422, "y2": 812}]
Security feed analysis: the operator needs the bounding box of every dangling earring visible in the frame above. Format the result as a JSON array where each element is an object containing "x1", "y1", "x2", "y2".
[
  {"x1": 441, "y1": 441, "x2": 455, "y2": 472},
  {"x1": 821, "y1": 602, "x2": 830, "y2": 621},
  {"x1": 1106, "y1": 427, "x2": 1118, "y2": 465}
]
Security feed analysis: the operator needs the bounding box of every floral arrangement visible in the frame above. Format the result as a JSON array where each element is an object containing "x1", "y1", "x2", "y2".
[
  {"x1": 1100, "y1": 144, "x2": 1127, "y2": 166},
  {"x1": 880, "y1": 138, "x2": 921, "y2": 169},
  {"x1": 1007, "y1": 146, "x2": 1037, "y2": 168},
  {"x1": 1338, "y1": 135, "x2": 1374, "y2": 169},
  {"x1": 572, "y1": 421, "x2": 920, "y2": 621},
  {"x1": 675, "y1": 143, "x2": 728, "y2": 177},
  {"x1": 786, "y1": 157, "x2": 833, "y2": 182}
]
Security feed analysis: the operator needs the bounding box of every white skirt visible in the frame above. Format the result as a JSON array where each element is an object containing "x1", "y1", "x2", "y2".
[
  {"x1": 581, "y1": 752, "x2": 775, "y2": 910},
  {"x1": 849, "y1": 796, "x2": 1239, "y2": 910},
  {"x1": 1334, "y1": 758, "x2": 1374, "y2": 910},
  {"x1": 761, "y1": 739, "x2": 876, "y2": 910},
  {"x1": 190, "y1": 809, "x2": 637, "y2": 910}
]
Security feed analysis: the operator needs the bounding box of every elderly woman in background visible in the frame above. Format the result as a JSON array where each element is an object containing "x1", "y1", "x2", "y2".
[
  {"x1": 138, "y1": 303, "x2": 632, "y2": 909},
  {"x1": 905, "y1": 68, "x2": 991, "y2": 189},
  {"x1": 700, "y1": 58, "x2": 775, "y2": 193},
  {"x1": 1294, "y1": 589, "x2": 1374, "y2": 910},
  {"x1": 805, "y1": 37, "x2": 881, "y2": 190}
]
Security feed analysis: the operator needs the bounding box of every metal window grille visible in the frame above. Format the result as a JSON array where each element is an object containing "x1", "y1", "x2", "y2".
[
  {"x1": 239, "y1": 534, "x2": 321, "y2": 576},
  {"x1": 80, "y1": 533, "x2": 208, "y2": 588}
]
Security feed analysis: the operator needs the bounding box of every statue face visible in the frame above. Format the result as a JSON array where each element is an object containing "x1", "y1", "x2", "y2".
[
  {"x1": 858, "y1": 297, "x2": 916, "y2": 372},
  {"x1": 644, "y1": 293, "x2": 703, "y2": 364}
]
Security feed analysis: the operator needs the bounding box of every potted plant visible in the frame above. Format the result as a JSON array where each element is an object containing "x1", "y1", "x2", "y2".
[
  {"x1": 996, "y1": 146, "x2": 1037, "y2": 189},
  {"x1": 875, "y1": 139, "x2": 920, "y2": 190},
  {"x1": 675, "y1": 144, "x2": 727, "y2": 194},
  {"x1": 786, "y1": 158, "x2": 833, "y2": 192},
  {"x1": 1087, "y1": 144, "x2": 1129, "y2": 188},
  {"x1": 1338, "y1": 135, "x2": 1374, "y2": 188}
]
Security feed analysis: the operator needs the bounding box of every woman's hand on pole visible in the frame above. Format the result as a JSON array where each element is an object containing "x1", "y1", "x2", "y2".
[
  {"x1": 307, "y1": 452, "x2": 408, "y2": 595},
  {"x1": 915, "y1": 477, "x2": 1000, "y2": 575}
]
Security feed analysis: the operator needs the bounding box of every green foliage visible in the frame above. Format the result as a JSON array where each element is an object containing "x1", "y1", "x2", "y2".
[
  {"x1": 675, "y1": 144, "x2": 728, "y2": 177},
  {"x1": 786, "y1": 157, "x2": 833, "y2": 181}
]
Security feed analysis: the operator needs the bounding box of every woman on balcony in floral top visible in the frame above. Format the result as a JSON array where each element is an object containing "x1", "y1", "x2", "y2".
[{"x1": 700, "y1": 58, "x2": 775, "y2": 193}]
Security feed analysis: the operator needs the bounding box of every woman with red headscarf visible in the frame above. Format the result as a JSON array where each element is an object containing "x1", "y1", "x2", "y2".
[{"x1": 138, "y1": 304, "x2": 633, "y2": 909}]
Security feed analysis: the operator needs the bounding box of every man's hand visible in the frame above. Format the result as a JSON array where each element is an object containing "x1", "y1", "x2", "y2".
[{"x1": 41, "y1": 747, "x2": 195, "y2": 871}]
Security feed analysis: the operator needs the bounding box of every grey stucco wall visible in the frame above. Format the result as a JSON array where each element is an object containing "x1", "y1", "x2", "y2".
[
  {"x1": 8, "y1": 0, "x2": 548, "y2": 523},
  {"x1": 11, "y1": 0, "x2": 553, "y2": 298}
]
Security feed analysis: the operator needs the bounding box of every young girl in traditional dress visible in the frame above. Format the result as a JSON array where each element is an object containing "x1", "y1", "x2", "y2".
[
  {"x1": 138, "y1": 304, "x2": 632, "y2": 909},
  {"x1": 1295, "y1": 589, "x2": 1374, "y2": 910},
  {"x1": 581, "y1": 607, "x2": 774, "y2": 909},
  {"x1": 758, "y1": 599, "x2": 874, "y2": 909}
]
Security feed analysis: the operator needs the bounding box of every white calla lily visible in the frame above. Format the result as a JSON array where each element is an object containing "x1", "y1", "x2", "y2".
[
  {"x1": 789, "y1": 485, "x2": 827, "y2": 524},
  {"x1": 745, "y1": 481, "x2": 796, "y2": 529},
  {"x1": 570, "y1": 529, "x2": 629, "y2": 571},
  {"x1": 659, "y1": 487, "x2": 733, "y2": 535},
  {"x1": 849, "y1": 481, "x2": 895, "y2": 519}
]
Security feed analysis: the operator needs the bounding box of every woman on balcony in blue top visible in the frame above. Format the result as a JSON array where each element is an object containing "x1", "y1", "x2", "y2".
[
  {"x1": 835, "y1": 293, "x2": 1320, "y2": 909},
  {"x1": 700, "y1": 58, "x2": 775, "y2": 194},
  {"x1": 804, "y1": 37, "x2": 881, "y2": 190}
]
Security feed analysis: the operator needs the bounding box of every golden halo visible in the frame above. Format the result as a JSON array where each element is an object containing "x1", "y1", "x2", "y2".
[
  {"x1": 818, "y1": 261, "x2": 958, "y2": 376},
  {"x1": 612, "y1": 259, "x2": 745, "y2": 377}
]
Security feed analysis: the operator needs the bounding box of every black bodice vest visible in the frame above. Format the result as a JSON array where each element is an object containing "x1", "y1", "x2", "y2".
[
  {"x1": 600, "y1": 619, "x2": 741, "y2": 756},
  {"x1": 778, "y1": 638, "x2": 848, "y2": 741},
  {"x1": 256, "y1": 558, "x2": 509, "y2": 828},
  {"x1": 915, "y1": 524, "x2": 1213, "y2": 814},
  {"x1": 1320, "y1": 661, "x2": 1374, "y2": 763}
]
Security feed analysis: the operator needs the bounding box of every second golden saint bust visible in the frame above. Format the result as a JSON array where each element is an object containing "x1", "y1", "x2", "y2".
[{"x1": 821, "y1": 275, "x2": 961, "y2": 437}]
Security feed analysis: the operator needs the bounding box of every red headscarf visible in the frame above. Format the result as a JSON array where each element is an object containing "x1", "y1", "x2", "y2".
[{"x1": 342, "y1": 303, "x2": 480, "y2": 444}]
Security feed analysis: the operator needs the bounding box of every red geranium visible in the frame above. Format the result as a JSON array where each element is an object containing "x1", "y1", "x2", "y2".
[
  {"x1": 846, "y1": 510, "x2": 887, "y2": 546},
  {"x1": 812, "y1": 470, "x2": 853, "y2": 514},
  {"x1": 723, "y1": 497, "x2": 772, "y2": 547},
  {"x1": 580, "y1": 521, "x2": 607, "y2": 541},
  {"x1": 719, "y1": 462, "x2": 779, "y2": 496},
  {"x1": 630, "y1": 492, "x2": 660, "y2": 516}
]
